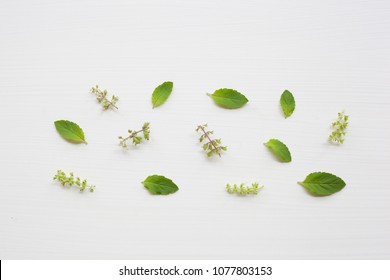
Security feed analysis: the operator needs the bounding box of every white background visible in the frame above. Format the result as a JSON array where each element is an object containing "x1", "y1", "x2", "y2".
[{"x1": 0, "y1": 0, "x2": 389, "y2": 259}]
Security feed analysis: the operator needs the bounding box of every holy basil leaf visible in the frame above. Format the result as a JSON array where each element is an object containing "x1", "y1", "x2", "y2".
[
  {"x1": 207, "y1": 88, "x2": 248, "y2": 109},
  {"x1": 280, "y1": 90, "x2": 295, "y2": 118},
  {"x1": 298, "y1": 172, "x2": 346, "y2": 196},
  {"x1": 142, "y1": 175, "x2": 179, "y2": 195},
  {"x1": 152, "y1": 81, "x2": 173, "y2": 108},
  {"x1": 264, "y1": 139, "x2": 291, "y2": 162},
  {"x1": 54, "y1": 120, "x2": 87, "y2": 144}
]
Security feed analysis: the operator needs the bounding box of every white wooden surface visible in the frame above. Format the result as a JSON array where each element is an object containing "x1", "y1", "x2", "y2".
[{"x1": 1, "y1": 0, "x2": 389, "y2": 259}]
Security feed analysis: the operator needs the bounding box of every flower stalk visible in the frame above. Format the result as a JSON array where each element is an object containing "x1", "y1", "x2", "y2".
[
  {"x1": 226, "y1": 182, "x2": 263, "y2": 195},
  {"x1": 329, "y1": 111, "x2": 349, "y2": 144},
  {"x1": 53, "y1": 170, "x2": 95, "y2": 192},
  {"x1": 118, "y1": 122, "x2": 150, "y2": 149},
  {"x1": 90, "y1": 85, "x2": 119, "y2": 110},
  {"x1": 196, "y1": 124, "x2": 227, "y2": 157}
]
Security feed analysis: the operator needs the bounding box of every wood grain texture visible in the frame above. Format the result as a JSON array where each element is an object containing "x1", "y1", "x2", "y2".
[{"x1": 0, "y1": 0, "x2": 389, "y2": 259}]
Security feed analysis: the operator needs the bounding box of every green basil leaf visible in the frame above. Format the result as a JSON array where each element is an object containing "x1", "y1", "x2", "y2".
[
  {"x1": 152, "y1": 81, "x2": 173, "y2": 108},
  {"x1": 298, "y1": 172, "x2": 346, "y2": 196},
  {"x1": 207, "y1": 88, "x2": 248, "y2": 109},
  {"x1": 264, "y1": 139, "x2": 291, "y2": 162},
  {"x1": 54, "y1": 120, "x2": 87, "y2": 144},
  {"x1": 142, "y1": 175, "x2": 179, "y2": 195},
  {"x1": 280, "y1": 90, "x2": 295, "y2": 118}
]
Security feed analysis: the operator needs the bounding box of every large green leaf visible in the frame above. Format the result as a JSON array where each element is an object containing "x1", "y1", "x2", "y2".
[
  {"x1": 142, "y1": 175, "x2": 179, "y2": 195},
  {"x1": 207, "y1": 88, "x2": 248, "y2": 109},
  {"x1": 54, "y1": 120, "x2": 87, "y2": 144},
  {"x1": 264, "y1": 139, "x2": 291, "y2": 162},
  {"x1": 152, "y1": 81, "x2": 173, "y2": 108},
  {"x1": 280, "y1": 90, "x2": 295, "y2": 118},
  {"x1": 298, "y1": 172, "x2": 346, "y2": 196}
]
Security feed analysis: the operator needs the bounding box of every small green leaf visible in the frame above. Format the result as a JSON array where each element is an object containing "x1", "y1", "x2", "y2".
[
  {"x1": 142, "y1": 175, "x2": 179, "y2": 195},
  {"x1": 280, "y1": 90, "x2": 295, "y2": 118},
  {"x1": 264, "y1": 139, "x2": 291, "y2": 162},
  {"x1": 207, "y1": 88, "x2": 248, "y2": 109},
  {"x1": 298, "y1": 172, "x2": 346, "y2": 196},
  {"x1": 152, "y1": 81, "x2": 173, "y2": 108},
  {"x1": 54, "y1": 120, "x2": 87, "y2": 144}
]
